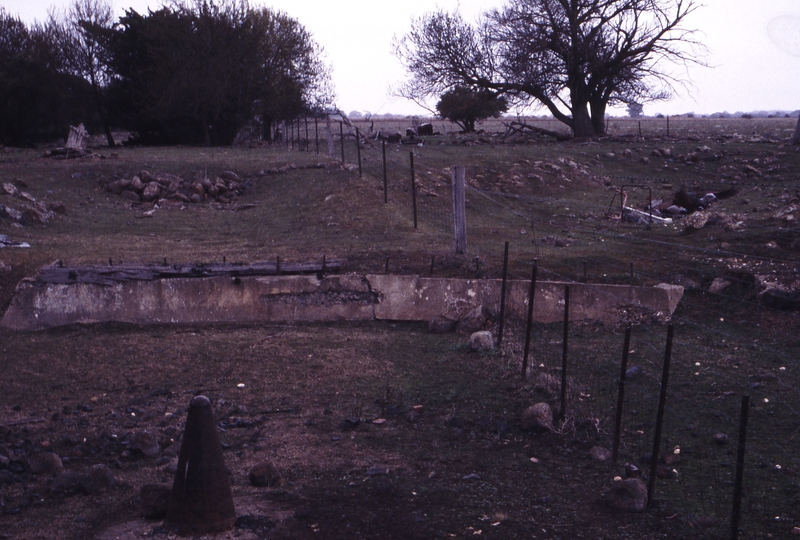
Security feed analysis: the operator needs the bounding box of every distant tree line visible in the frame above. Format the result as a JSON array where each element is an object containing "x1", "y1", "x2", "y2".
[{"x1": 0, "y1": 0, "x2": 334, "y2": 146}]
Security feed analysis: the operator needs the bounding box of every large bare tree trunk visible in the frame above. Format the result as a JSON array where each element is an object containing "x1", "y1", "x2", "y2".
[
  {"x1": 571, "y1": 104, "x2": 596, "y2": 138},
  {"x1": 792, "y1": 114, "x2": 800, "y2": 145},
  {"x1": 590, "y1": 100, "x2": 608, "y2": 136}
]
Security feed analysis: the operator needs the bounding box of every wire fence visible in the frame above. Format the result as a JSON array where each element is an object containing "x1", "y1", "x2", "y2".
[{"x1": 278, "y1": 117, "x2": 800, "y2": 538}]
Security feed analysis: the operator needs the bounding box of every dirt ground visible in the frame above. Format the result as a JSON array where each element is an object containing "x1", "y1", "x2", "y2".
[{"x1": 0, "y1": 321, "x2": 698, "y2": 540}]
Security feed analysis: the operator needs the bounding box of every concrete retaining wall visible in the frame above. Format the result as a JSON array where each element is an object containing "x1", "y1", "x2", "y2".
[{"x1": 0, "y1": 273, "x2": 683, "y2": 331}]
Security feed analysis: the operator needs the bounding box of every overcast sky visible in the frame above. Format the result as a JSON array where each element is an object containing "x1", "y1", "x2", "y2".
[{"x1": 5, "y1": 0, "x2": 800, "y2": 117}]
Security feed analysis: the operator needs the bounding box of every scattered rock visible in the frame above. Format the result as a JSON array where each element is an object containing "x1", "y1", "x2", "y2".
[
  {"x1": 683, "y1": 211, "x2": 709, "y2": 230},
  {"x1": 708, "y1": 278, "x2": 732, "y2": 294},
  {"x1": 625, "y1": 365, "x2": 642, "y2": 378},
  {"x1": 469, "y1": 331, "x2": 495, "y2": 351},
  {"x1": 429, "y1": 315, "x2": 457, "y2": 334},
  {"x1": 589, "y1": 446, "x2": 612, "y2": 461},
  {"x1": 47, "y1": 201, "x2": 67, "y2": 215},
  {"x1": 2, "y1": 182, "x2": 19, "y2": 196},
  {"x1": 249, "y1": 461, "x2": 282, "y2": 488},
  {"x1": 120, "y1": 190, "x2": 141, "y2": 202},
  {"x1": 457, "y1": 305, "x2": 488, "y2": 334},
  {"x1": 367, "y1": 466, "x2": 389, "y2": 476},
  {"x1": 141, "y1": 182, "x2": 161, "y2": 202},
  {"x1": 50, "y1": 471, "x2": 84, "y2": 496},
  {"x1": 743, "y1": 164, "x2": 762, "y2": 177},
  {"x1": 162, "y1": 441, "x2": 181, "y2": 458},
  {"x1": 520, "y1": 403, "x2": 553, "y2": 432},
  {"x1": 625, "y1": 463, "x2": 641, "y2": 478},
  {"x1": 140, "y1": 483, "x2": 171, "y2": 519},
  {"x1": 605, "y1": 477, "x2": 648, "y2": 512},
  {"x1": 713, "y1": 433, "x2": 729, "y2": 445},
  {"x1": 22, "y1": 203, "x2": 55, "y2": 224},
  {"x1": 130, "y1": 430, "x2": 161, "y2": 458},
  {"x1": 0, "y1": 204, "x2": 23, "y2": 222},
  {"x1": 83, "y1": 464, "x2": 115, "y2": 493},
  {"x1": 27, "y1": 452, "x2": 63, "y2": 476},
  {"x1": 220, "y1": 171, "x2": 240, "y2": 182}
]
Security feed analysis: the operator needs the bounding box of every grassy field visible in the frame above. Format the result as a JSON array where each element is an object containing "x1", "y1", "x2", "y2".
[{"x1": 1, "y1": 117, "x2": 799, "y2": 539}]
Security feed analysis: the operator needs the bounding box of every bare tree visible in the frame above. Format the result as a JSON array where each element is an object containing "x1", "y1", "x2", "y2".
[
  {"x1": 395, "y1": 0, "x2": 705, "y2": 138},
  {"x1": 50, "y1": 0, "x2": 116, "y2": 147}
]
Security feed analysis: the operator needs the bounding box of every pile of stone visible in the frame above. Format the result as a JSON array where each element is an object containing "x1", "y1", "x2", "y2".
[
  {"x1": 105, "y1": 170, "x2": 248, "y2": 204},
  {"x1": 1, "y1": 182, "x2": 65, "y2": 225}
]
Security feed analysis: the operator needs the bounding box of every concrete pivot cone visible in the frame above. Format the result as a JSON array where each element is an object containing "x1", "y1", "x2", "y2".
[{"x1": 164, "y1": 395, "x2": 236, "y2": 535}]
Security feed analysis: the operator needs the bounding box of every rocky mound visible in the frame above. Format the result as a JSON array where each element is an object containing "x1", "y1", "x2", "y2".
[{"x1": 105, "y1": 170, "x2": 248, "y2": 204}]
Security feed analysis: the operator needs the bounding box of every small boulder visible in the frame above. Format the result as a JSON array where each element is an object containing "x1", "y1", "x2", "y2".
[
  {"x1": 47, "y1": 201, "x2": 67, "y2": 215},
  {"x1": 457, "y1": 306, "x2": 488, "y2": 334},
  {"x1": 625, "y1": 463, "x2": 641, "y2": 478},
  {"x1": 82, "y1": 464, "x2": 115, "y2": 493},
  {"x1": 589, "y1": 446, "x2": 612, "y2": 462},
  {"x1": 220, "y1": 171, "x2": 240, "y2": 182},
  {"x1": 428, "y1": 315, "x2": 457, "y2": 334},
  {"x1": 28, "y1": 452, "x2": 63, "y2": 476},
  {"x1": 140, "y1": 483, "x2": 171, "y2": 519},
  {"x1": 469, "y1": 331, "x2": 495, "y2": 351},
  {"x1": 2, "y1": 182, "x2": 19, "y2": 196},
  {"x1": 50, "y1": 471, "x2": 84, "y2": 496},
  {"x1": 141, "y1": 182, "x2": 161, "y2": 202},
  {"x1": 131, "y1": 176, "x2": 144, "y2": 192},
  {"x1": 708, "y1": 278, "x2": 732, "y2": 294},
  {"x1": 130, "y1": 430, "x2": 161, "y2": 458},
  {"x1": 191, "y1": 182, "x2": 206, "y2": 196},
  {"x1": 520, "y1": 403, "x2": 553, "y2": 432},
  {"x1": 0, "y1": 205, "x2": 23, "y2": 222},
  {"x1": 120, "y1": 190, "x2": 141, "y2": 202},
  {"x1": 713, "y1": 432, "x2": 729, "y2": 445},
  {"x1": 107, "y1": 179, "x2": 132, "y2": 195},
  {"x1": 249, "y1": 461, "x2": 282, "y2": 488},
  {"x1": 22, "y1": 204, "x2": 55, "y2": 224},
  {"x1": 605, "y1": 477, "x2": 648, "y2": 512}
]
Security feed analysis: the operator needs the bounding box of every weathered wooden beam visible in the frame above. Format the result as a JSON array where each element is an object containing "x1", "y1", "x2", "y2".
[{"x1": 36, "y1": 260, "x2": 343, "y2": 285}]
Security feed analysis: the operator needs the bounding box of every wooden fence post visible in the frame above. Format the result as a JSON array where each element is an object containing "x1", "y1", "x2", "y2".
[
  {"x1": 410, "y1": 152, "x2": 417, "y2": 228},
  {"x1": 357, "y1": 128, "x2": 362, "y2": 177},
  {"x1": 382, "y1": 141, "x2": 388, "y2": 203},
  {"x1": 339, "y1": 121, "x2": 345, "y2": 164},
  {"x1": 326, "y1": 117, "x2": 334, "y2": 158},
  {"x1": 452, "y1": 165, "x2": 467, "y2": 254}
]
